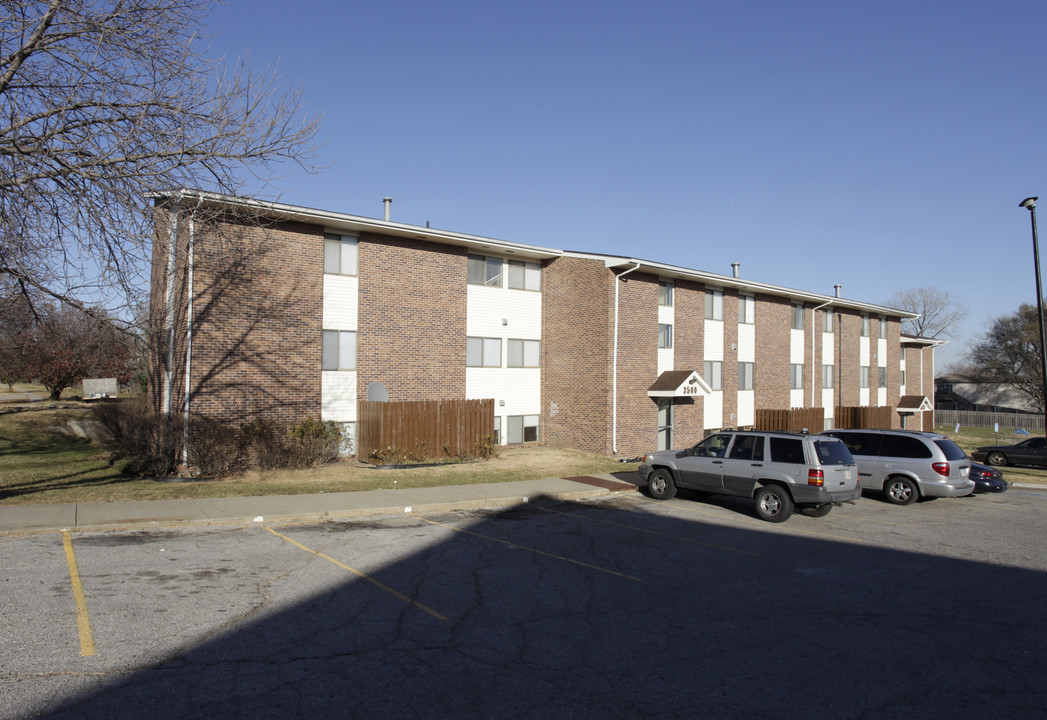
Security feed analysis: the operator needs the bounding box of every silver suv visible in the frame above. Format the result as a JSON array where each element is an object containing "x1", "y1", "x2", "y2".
[
  {"x1": 638, "y1": 430, "x2": 860, "y2": 522},
  {"x1": 819, "y1": 429, "x2": 974, "y2": 504}
]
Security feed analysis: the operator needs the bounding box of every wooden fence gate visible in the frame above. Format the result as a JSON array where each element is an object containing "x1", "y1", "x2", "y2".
[{"x1": 357, "y1": 398, "x2": 495, "y2": 463}]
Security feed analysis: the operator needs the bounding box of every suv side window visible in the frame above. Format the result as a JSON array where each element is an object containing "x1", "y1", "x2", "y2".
[
  {"x1": 692, "y1": 434, "x2": 732, "y2": 458},
  {"x1": 830, "y1": 431, "x2": 882, "y2": 457},
  {"x1": 728, "y1": 434, "x2": 764, "y2": 461},
  {"x1": 881, "y1": 434, "x2": 932, "y2": 459},
  {"x1": 769, "y1": 437, "x2": 806, "y2": 464},
  {"x1": 814, "y1": 439, "x2": 854, "y2": 465}
]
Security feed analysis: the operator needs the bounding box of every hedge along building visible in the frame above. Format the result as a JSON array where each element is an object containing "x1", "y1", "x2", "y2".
[{"x1": 149, "y1": 191, "x2": 929, "y2": 460}]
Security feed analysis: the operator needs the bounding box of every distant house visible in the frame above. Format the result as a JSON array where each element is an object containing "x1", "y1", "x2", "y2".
[{"x1": 934, "y1": 373, "x2": 1037, "y2": 414}]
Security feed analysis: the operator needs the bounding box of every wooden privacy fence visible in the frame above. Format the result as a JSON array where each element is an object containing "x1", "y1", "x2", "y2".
[
  {"x1": 755, "y1": 406, "x2": 895, "y2": 433},
  {"x1": 357, "y1": 398, "x2": 495, "y2": 463}
]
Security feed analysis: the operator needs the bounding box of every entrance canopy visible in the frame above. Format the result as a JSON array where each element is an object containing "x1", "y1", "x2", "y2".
[
  {"x1": 898, "y1": 395, "x2": 933, "y2": 412},
  {"x1": 647, "y1": 370, "x2": 712, "y2": 398}
]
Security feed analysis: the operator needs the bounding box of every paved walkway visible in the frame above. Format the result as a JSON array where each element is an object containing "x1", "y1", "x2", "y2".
[{"x1": 0, "y1": 474, "x2": 642, "y2": 535}]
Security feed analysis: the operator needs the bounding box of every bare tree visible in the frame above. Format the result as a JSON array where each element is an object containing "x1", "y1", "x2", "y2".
[
  {"x1": 0, "y1": 0, "x2": 320, "y2": 323},
  {"x1": 886, "y1": 287, "x2": 969, "y2": 339},
  {"x1": 968, "y1": 303, "x2": 1045, "y2": 413}
]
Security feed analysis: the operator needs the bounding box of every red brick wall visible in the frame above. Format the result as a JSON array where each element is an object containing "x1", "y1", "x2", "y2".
[
  {"x1": 357, "y1": 234, "x2": 466, "y2": 401},
  {"x1": 755, "y1": 296, "x2": 792, "y2": 410},
  {"x1": 672, "y1": 280, "x2": 706, "y2": 448},
  {"x1": 613, "y1": 270, "x2": 661, "y2": 457}
]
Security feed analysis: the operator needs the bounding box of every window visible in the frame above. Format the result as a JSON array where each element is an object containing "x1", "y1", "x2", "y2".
[
  {"x1": 467, "y1": 337, "x2": 502, "y2": 367},
  {"x1": 878, "y1": 367, "x2": 887, "y2": 386},
  {"x1": 729, "y1": 435, "x2": 764, "y2": 461},
  {"x1": 657, "y1": 399, "x2": 673, "y2": 451},
  {"x1": 705, "y1": 290, "x2": 723, "y2": 320},
  {"x1": 508, "y1": 260, "x2": 541, "y2": 291},
  {"x1": 658, "y1": 324, "x2": 673, "y2": 349},
  {"x1": 901, "y1": 370, "x2": 907, "y2": 386},
  {"x1": 324, "y1": 234, "x2": 358, "y2": 275},
  {"x1": 822, "y1": 310, "x2": 833, "y2": 332},
  {"x1": 322, "y1": 329, "x2": 357, "y2": 370},
  {"x1": 791, "y1": 364, "x2": 804, "y2": 390},
  {"x1": 507, "y1": 415, "x2": 539, "y2": 444},
  {"x1": 770, "y1": 437, "x2": 806, "y2": 464},
  {"x1": 881, "y1": 434, "x2": 932, "y2": 459},
  {"x1": 861, "y1": 315, "x2": 870, "y2": 337},
  {"x1": 507, "y1": 339, "x2": 540, "y2": 367},
  {"x1": 860, "y1": 366, "x2": 870, "y2": 388},
  {"x1": 739, "y1": 295, "x2": 755, "y2": 324},
  {"x1": 879, "y1": 317, "x2": 887, "y2": 339},
  {"x1": 791, "y1": 303, "x2": 804, "y2": 330},
  {"x1": 822, "y1": 364, "x2": 833, "y2": 389},
  {"x1": 468, "y1": 254, "x2": 502, "y2": 287},
  {"x1": 493, "y1": 417, "x2": 501, "y2": 445},
  {"x1": 703, "y1": 360, "x2": 723, "y2": 390},
  {"x1": 659, "y1": 280, "x2": 674, "y2": 306},
  {"x1": 738, "y1": 362, "x2": 754, "y2": 390}
]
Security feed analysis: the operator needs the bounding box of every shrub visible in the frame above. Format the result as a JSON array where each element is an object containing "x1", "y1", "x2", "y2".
[
  {"x1": 241, "y1": 417, "x2": 344, "y2": 469},
  {"x1": 92, "y1": 398, "x2": 182, "y2": 477},
  {"x1": 186, "y1": 415, "x2": 243, "y2": 477}
]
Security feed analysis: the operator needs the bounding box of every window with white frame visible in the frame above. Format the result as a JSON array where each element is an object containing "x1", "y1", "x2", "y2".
[
  {"x1": 704, "y1": 360, "x2": 723, "y2": 390},
  {"x1": 879, "y1": 367, "x2": 887, "y2": 386},
  {"x1": 657, "y1": 399, "x2": 673, "y2": 451},
  {"x1": 658, "y1": 323, "x2": 673, "y2": 348},
  {"x1": 861, "y1": 315, "x2": 870, "y2": 337},
  {"x1": 705, "y1": 290, "x2": 723, "y2": 320},
  {"x1": 822, "y1": 364, "x2": 834, "y2": 389},
  {"x1": 659, "y1": 280, "x2": 674, "y2": 306},
  {"x1": 467, "y1": 337, "x2": 502, "y2": 367},
  {"x1": 493, "y1": 417, "x2": 501, "y2": 445},
  {"x1": 739, "y1": 362, "x2": 754, "y2": 390},
  {"x1": 879, "y1": 317, "x2": 887, "y2": 339},
  {"x1": 322, "y1": 330, "x2": 357, "y2": 370},
  {"x1": 860, "y1": 366, "x2": 870, "y2": 388},
  {"x1": 507, "y1": 339, "x2": 540, "y2": 367},
  {"x1": 739, "y1": 294, "x2": 755, "y2": 324},
  {"x1": 791, "y1": 303, "x2": 804, "y2": 330},
  {"x1": 324, "y1": 234, "x2": 358, "y2": 275},
  {"x1": 822, "y1": 310, "x2": 833, "y2": 332},
  {"x1": 468, "y1": 254, "x2": 502, "y2": 287},
  {"x1": 791, "y1": 364, "x2": 804, "y2": 389},
  {"x1": 508, "y1": 260, "x2": 541, "y2": 291},
  {"x1": 507, "y1": 415, "x2": 540, "y2": 443},
  {"x1": 901, "y1": 369, "x2": 906, "y2": 386}
]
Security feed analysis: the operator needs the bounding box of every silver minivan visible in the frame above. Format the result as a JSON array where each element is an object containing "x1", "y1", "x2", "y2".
[{"x1": 819, "y1": 429, "x2": 975, "y2": 504}]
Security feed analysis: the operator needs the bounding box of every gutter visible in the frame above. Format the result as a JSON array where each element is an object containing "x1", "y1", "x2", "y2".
[{"x1": 612, "y1": 262, "x2": 641, "y2": 454}]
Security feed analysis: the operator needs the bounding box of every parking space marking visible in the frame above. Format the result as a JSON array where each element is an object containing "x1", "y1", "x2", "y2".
[
  {"x1": 417, "y1": 516, "x2": 643, "y2": 582},
  {"x1": 535, "y1": 503, "x2": 763, "y2": 557},
  {"x1": 62, "y1": 532, "x2": 96, "y2": 657},
  {"x1": 263, "y1": 527, "x2": 447, "y2": 620}
]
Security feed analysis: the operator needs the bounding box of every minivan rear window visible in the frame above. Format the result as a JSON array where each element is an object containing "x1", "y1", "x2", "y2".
[
  {"x1": 934, "y1": 439, "x2": 967, "y2": 461},
  {"x1": 814, "y1": 440, "x2": 854, "y2": 466}
]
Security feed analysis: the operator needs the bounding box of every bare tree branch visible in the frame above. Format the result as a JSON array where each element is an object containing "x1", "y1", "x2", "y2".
[{"x1": 885, "y1": 287, "x2": 969, "y2": 340}]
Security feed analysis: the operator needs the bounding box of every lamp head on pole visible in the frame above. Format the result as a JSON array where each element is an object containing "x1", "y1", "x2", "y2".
[{"x1": 1020, "y1": 197, "x2": 1038, "y2": 210}]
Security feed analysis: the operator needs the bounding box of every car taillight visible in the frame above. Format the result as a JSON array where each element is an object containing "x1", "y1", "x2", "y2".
[
  {"x1": 932, "y1": 462, "x2": 950, "y2": 477},
  {"x1": 807, "y1": 469, "x2": 824, "y2": 486}
]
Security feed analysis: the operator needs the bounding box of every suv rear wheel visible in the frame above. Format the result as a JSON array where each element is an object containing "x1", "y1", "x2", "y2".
[
  {"x1": 884, "y1": 476, "x2": 919, "y2": 505},
  {"x1": 647, "y1": 469, "x2": 677, "y2": 500},
  {"x1": 754, "y1": 485, "x2": 794, "y2": 522}
]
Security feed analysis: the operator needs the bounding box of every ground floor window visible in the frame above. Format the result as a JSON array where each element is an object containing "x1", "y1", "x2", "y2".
[
  {"x1": 657, "y1": 399, "x2": 673, "y2": 450},
  {"x1": 507, "y1": 415, "x2": 539, "y2": 443},
  {"x1": 493, "y1": 416, "x2": 501, "y2": 445}
]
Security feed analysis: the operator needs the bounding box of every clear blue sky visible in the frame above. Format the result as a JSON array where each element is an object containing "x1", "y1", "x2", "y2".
[{"x1": 205, "y1": 0, "x2": 1047, "y2": 369}]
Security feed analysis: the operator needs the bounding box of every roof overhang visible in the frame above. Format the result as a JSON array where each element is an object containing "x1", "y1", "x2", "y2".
[
  {"x1": 648, "y1": 370, "x2": 712, "y2": 398},
  {"x1": 149, "y1": 189, "x2": 563, "y2": 262}
]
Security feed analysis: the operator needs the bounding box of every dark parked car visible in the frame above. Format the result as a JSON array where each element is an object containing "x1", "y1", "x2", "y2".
[
  {"x1": 971, "y1": 436, "x2": 1047, "y2": 468},
  {"x1": 968, "y1": 462, "x2": 1008, "y2": 493}
]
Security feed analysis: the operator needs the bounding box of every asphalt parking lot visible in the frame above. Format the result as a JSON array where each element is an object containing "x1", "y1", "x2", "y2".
[{"x1": 3, "y1": 488, "x2": 1047, "y2": 720}]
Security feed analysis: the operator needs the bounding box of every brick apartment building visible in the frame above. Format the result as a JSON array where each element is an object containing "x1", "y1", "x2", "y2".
[{"x1": 150, "y1": 191, "x2": 935, "y2": 459}]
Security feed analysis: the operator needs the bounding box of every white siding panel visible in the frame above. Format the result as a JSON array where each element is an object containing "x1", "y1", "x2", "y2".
[
  {"x1": 321, "y1": 371, "x2": 357, "y2": 422},
  {"x1": 790, "y1": 328, "x2": 805, "y2": 364},
  {"x1": 860, "y1": 336, "x2": 870, "y2": 364},
  {"x1": 657, "y1": 347, "x2": 673, "y2": 375},
  {"x1": 821, "y1": 333, "x2": 834, "y2": 362},
  {"x1": 736, "y1": 390, "x2": 754, "y2": 426},
  {"x1": 322, "y1": 275, "x2": 358, "y2": 330},
  {"x1": 658, "y1": 304, "x2": 674, "y2": 325},
  {"x1": 704, "y1": 320, "x2": 724, "y2": 361},
  {"x1": 737, "y1": 324, "x2": 755, "y2": 362},
  {"x1": 468, "y1": 285, "x2": 541, "y2": 338},
  {"x1": 878, "y1": 388, "x2": 887, "y2": 406},
  {"x1": 704, "y1": 392, "x2": 723, "y2": 429},
  {"x1": 877, "y1": 338, "x2": 888, "y2": 367},
  {"x1": 860, "y1": 388, "x2": 870, "y2": 406},
  {"x1": 467, "y1": 368, "x2": 541, "y2": 417},
  {"x1": 822, "y1": 388, "x2": 835, "y2": 411},
  {"x1": 790, "y1": 389, "x2": 805, "y2": 408}
]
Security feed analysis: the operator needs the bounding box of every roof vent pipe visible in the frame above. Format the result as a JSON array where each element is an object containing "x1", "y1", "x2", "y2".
[
  {"x1": 834, "y1": 284, "x2": 842, "y2": 298},
  {"x1": 731, "y1": 262, "x2": 740, "y2": 278},
  {"x1": 383, "y1": 197, "x2": 392, "y2": 221}
]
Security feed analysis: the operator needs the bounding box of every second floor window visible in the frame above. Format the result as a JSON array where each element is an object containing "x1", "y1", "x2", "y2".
[
  {"x1": 467, "y1": 337, "x2": 501, "y2": 367},
  {"x1": 704, "y1": 360, "x2": 723, "y2": 390},
  {"x1": 507, "y1": 339, "x2": 540, "y2": 367},
  {"x1": 322, "y1": 330, "x2": 357, "y2": 370},
  {"x1": 739, "y1": 362, "x2": 754, "y2": 390},
  {"x1": 791, "y1": 364, "x2": 804, "y2": 390},
  {"x1": 658, "y1": 324, "x2": 673, "y2": 348}
]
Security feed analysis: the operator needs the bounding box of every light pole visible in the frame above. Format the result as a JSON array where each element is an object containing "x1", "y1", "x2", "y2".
[{"x1": 1019, "y1": 197, "x2": 1047, "y2": 436}]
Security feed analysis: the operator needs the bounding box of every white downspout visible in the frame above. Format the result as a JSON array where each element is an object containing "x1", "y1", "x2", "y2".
[
  {"x1": 162, "y1": 193, "x2": 183, "y2": 416},
  {"x1": 612, "y1": 262, "x2": 641, "y2": 454},
  {"x1": 811, "y1": 299, "x2": 834, "y2": 408},
  {"x1": 182, "y1": 196, "x2": 203, "y2": 466}
]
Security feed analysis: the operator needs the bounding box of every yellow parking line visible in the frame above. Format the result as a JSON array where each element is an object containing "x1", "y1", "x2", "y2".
[
  {"x1": 62, "y1": 532, "x2": 96, "y2": 657},
  {"x1": 263, "y1": 527, "x2": 447, "y2": 621},
  {"x1": 418, "y1": 516, "x2": 643, "y2": 582},
  {"x1": 534, "y1": 504, "x2": 762, "y2": 557}
]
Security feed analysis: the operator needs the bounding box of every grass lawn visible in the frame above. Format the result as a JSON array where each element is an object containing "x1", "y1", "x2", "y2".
[
  {"x1": 934, "y1": 425, "x2": 1047, "y2": 485},
  {"x1": 0, "y1": 393, "x2": 637, "y2": 506}
]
